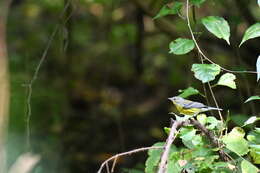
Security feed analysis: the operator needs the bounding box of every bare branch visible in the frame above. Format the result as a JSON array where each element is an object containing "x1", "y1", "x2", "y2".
[
  {"x1": 97, "y1": 146, "x2": 163, "y2": 173},
  {"x1": 157, "y1": 118, "x2": 186, "y2": 173}
]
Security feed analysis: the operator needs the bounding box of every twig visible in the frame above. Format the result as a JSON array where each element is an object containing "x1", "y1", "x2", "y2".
[
  {"x1": 157, "y1": 118, "x2": 186, "y2": 173},
  {"x1": 185, "y1": 0, "x2": 257, "y2": 74},
  {"x1": 208, "y1": 83, "x2": 223, "y2": 122},
  {"x1": 105, "y1": 163, "x2": 110, "y2": 173},
  {"x1": 24, "y1": 1, "x2": 72, "y2": 149},
  {"x1": 111, "y1": 156, "x2": 118, "y2": 173},
  {"x1": 97, "y1": 146, "x2": 163, "y2": 173},
  {"x1": 186, "y1": 0, "x2": 224, "y2": 122}
]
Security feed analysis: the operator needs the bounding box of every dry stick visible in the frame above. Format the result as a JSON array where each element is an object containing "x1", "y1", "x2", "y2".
[
  {"x1": 105, "y1": 163, "x2": 110, "y2": 173},
  {"x1": 157, "y1": 119, "x2": 186, "y2": 173},
  {"x1": 185, "y1": 0, "x2": 257, "y2": 74},
  {"x1": 97, "y1": 146, "x2": 163, "y2": 173},
  {"x1": 111, "y1": 156, "x2": 118, "y2": 173},
  {"x1": 25, "y1": 1, "x2": 72, "y2": 149}
]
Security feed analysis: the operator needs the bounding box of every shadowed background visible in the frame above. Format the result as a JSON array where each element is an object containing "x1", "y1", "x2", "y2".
[{"x1": 4, "y1": 0, "x2": 260, "y2": 172}]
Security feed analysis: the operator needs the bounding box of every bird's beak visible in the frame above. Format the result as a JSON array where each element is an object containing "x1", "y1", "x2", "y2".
[{"x1": 168, "y1": 97, "x2": 173, "y2": 101}]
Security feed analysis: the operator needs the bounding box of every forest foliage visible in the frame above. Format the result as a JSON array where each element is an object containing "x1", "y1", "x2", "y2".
[{"x1": 2, "y1": 0, "x2": 260, "y2": 172}]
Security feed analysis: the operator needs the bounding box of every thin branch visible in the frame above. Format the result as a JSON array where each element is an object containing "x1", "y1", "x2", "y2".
[
  {"x1": 185, "y1": 0, "x2": 257, "y2": 74},
  {"x1": 105, "y1": 163, "x2": 110, "y2": 173},
  {"x1": 157, "y1": 118, "x2": 186, "y2": 173},
  {"x1": 25, "y1": 1, "x2": 72, "y2": 149},
  {"x1": 208, "y1": 83, "x2": 223, "y2": 122},
  {"x1": 186, "y1": 0, "x2": 224, "y2": 121},
  {"x1": 111, "y1": 156, "x2": 118, "y2": 173},
  {"x1": 97, "y1": 146, "x2": 163, "y2": 173}
]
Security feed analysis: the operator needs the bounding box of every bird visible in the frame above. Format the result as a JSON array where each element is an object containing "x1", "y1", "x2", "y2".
[{"x1": 168, "y1": 96, "x2": 222, "y2": 116}]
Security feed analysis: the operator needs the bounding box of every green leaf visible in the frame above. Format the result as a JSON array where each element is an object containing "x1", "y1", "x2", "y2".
[
  {"x1": 239, "y1": 23, "x2": 260, "y2": 47},
  {"x1": 201, "y1": 16, "x2": 230, "y2": 45},
  {"x1": 250, "y1": 150, "x2": 260, "y2": 164},
  {"x1": 145, "y1": 143, "x2": 164, "y2": 173},
  {"x1": 164, "y1": 127, "x2": 171, "y2": 135},
  {"x1": 178, "y1": 87, "x2": 200, "y2": 98},
  {"x1": 179, "y1": 127, "x2": 197, "y2": 149},
  {"x1": 166, "y1": 158, "x2": 183, "y2": 173},
  {"x1": 247, "y1": 128, "x2": 260, "y2": 143},
  {"x1": 197, "y1": 114, "x2": 207, "y2": 125},
  {"x1": 256, "y1": 55, "x2": 260, "y2": 81},
  {"x1": 145, "y1": 142, "x2": 178, "y2": 173},
  {"x1": 206, "y1": 116, "x2": 222, "y2": 130},
  {"x1": 230, "y1": 114, "x2": 249, "y2": 126},
  {"x1": 244, "y1": 96, "x2": 260, "y2": 103},
  {"x1": 241, "y1": 160, "x2": 259, "y2": 173},
  {"x1": 179, "y1": 127, "x2": 196, "y2": 141},
  {"x1": 169, "y1": 38, "x2": 195, "y2": 55},
  {"x1": 190, "y1": 0, "x2": 206, "y2": 7},
  {"x1": 154, "y1": 2, "x2": 183, "y2": 19},
  {"x1": 216, "y1": 73, "x2": 236, "y2": 89},
  {"x1": 191, "y1": 64, "x2": 221, "y2": 83},
  {"x1": 243, "y1": 116, "x2": 260, "y2": 126},
  {"x1": 222, "y1": 127, "x2": 249, "y2": 156},
  {"x1": 247, "y1": 128, "x2": 260, "y2": 163}
]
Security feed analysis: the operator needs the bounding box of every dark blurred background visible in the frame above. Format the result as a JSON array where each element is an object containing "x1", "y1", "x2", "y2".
[{"x1": 5, "y1": 0, "x2": 260, "y2": 172}]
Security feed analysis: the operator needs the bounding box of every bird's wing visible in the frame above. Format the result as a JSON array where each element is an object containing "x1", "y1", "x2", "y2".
[{"x1": 183, "y1": 101, "x2": 206, "y2": 109}]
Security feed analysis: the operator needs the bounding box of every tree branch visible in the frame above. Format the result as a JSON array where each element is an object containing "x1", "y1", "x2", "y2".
[
  {"x1": 97, "y1": 146, "x2": 163, "y2": 173},
  {"x1": 157, "y1": 119, "x2": 187, "y2": 173},
  {"x1": 189, "y1": 118, "x2": 229, "y2": 161}
]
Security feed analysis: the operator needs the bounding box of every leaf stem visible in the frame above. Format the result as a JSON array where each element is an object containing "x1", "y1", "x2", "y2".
[{"x1": 185, "y1": 0, "x2": 257, "y2": 74}]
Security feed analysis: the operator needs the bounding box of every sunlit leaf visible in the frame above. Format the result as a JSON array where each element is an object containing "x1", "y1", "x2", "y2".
[
  {"x1": 201, "y1": 16, "x2": 230, "y2": 45},
  {"x1": 154, "y1": 2, "x2": 183, "y2": 19},
  {"x1": 190, "y1": 0, "x2": 206, "y2": 7},
  {"x1": 245, "y1": 96, "x2": 260, "y2": 103},
  {"x1": 191, "y1": 64, "x2": 221, "y2": 83},
  {"x1": 169, "y1": 38, "x2": 195, "y2": 55},
  {"x1": 197, "y1": 114, "x2": 207, "y2": 125},
  {"x1": 222, "y1": 127, "x2": 249, "y2": 156},
  {"x1": 250, "y1": 150, "x2": 260, "y2": 164},
  {"x1": 178, "y1": 87, "x2": 200, "y2": 98},
  {"x1": 243, "y1": 116, "x2": 260, "y2": 126},
  {"x1": 239, "y1": 23, "x2": 260, "y2": 47},
  {"x1": 241, "y1": 160, "x2": 259, "y2": 173},
  {"x1": 258, "y1": 0, "x2": 260, "y2": 7},
  {"x1": 217, "y1": 73, "x2": 236, "y2": 89},
  {"x1": 256, "y1": 55, "x2": 260, "y2": 81},
  {"x1": 164, "y1": 127, "x2": 170, "y2": 135}
]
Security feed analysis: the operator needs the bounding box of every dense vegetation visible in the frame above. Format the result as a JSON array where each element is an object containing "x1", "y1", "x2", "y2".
[{"x1": 0, "y1": 0, "x2": 259, "y2": 172}]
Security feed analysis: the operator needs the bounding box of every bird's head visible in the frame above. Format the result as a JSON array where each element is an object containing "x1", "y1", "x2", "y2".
[{"x1": 168, "y1": 96, "x2": 183, "y2": 103}]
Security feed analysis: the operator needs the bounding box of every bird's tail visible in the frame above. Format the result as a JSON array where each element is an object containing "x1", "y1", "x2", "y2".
[{"x1": 207, "y1": 107, "x2": 223, "y2": 111}]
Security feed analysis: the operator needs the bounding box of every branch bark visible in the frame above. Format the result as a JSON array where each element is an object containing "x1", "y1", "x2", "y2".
[{"x1": 157, "y1": 119, "x2": 187, "y2": 173}]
